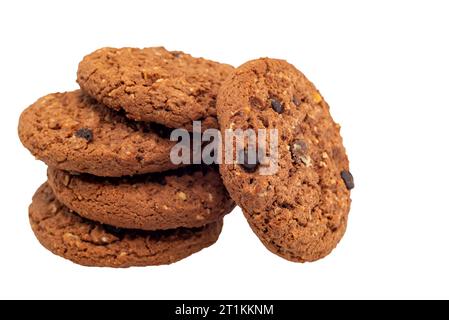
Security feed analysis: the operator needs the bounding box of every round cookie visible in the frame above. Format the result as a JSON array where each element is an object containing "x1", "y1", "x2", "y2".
[
  {"x1": 47, "y1": 166, "x2": 235, "y2": 230},
  {"x1": 77, "y1": 47, "x2": 234, "y2": 130},
  {"x1": 29, "y1": 183, "x2": 223, "y2": 268},
  {"x1": 18, "y1": 90, "x2": 183, "y2": 177},
  {"x1": 217, "y1": 58, "x2": 353, "y2": 262}
]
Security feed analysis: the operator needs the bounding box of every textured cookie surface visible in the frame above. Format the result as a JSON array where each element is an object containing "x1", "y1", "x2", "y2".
[
  {"x1": 29, "y1": 183, "x2": 223, "y2": 267},
  {"x1": 47, "y1": 166, "x2": 235, "y2": 230},
  {"x1": 18, "y1": 90, "x2": 182, "y2": 177},
  {"x1": 77, "y1": 47, "x2": 233, "y2": 130},
  {"x1": 217, "y1": 58, "x2": 353, "y2": 262}
]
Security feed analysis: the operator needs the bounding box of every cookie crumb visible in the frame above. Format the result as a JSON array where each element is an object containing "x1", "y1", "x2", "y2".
[
  {"x1": 62, "y1": 174, "x2": 71, "y2": 186},
  {"x1": 63, "y1": 232, "x2": 79, "y2": 243},
  {"x1": 312, "y1": 91, "x2": 322, "y2": 104},
  {"x1": 48, "y1": 119, "x2": 61, "y2": 130},
  {"x1": 48, "y1": 203, "x2": 58, "y2": 214},
  {"x1": 291, "y1": 140, "x2": 312, "y2": 166},
  {"x1": 177, "y1": 191, "x2": 187, "y2": 201}
]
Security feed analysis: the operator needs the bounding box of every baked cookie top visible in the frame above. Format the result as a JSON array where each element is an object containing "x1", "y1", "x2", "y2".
[
  {"x1": 47, "y1": 166, "x2": 235, "y2": 230},
  {"x1": 217, "y1": 58, "x2": 353, "y2": 262},
  {"x1": 77, "y1": 47, "x2": 233, "y2": 130},
  {"x1": 19, "y1": 90, "x2": 182, "y2": 177},
  {"x1": 29, "y1": 183, "x2": 223, "y2": 267}
]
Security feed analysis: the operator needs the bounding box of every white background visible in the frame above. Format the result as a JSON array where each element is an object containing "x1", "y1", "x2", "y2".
[{"x1": 1, "y1": 0, "x2": 448, "y2": 300}]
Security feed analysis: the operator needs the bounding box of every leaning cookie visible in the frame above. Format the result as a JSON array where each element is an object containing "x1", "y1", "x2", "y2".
[
  {"x1": 217, "y1": 58, "x2": 353, "y2": 262},
  {"x1": 29, "y1": 183, "x2": 223, "y2": 268},
  {"x1": 18, "y1": 90, "x2": 183, "y2": 177},
  {"x1": 47, "y1": 166, "x2": 235, "y2": 230},
  {"x1": 77, "y1": 47, "x2": 233, "y2": 130}
]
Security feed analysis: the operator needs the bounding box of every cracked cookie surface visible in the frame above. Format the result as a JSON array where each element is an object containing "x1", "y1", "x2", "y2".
[
  {"x1": 47, "y1": 166, "x2": 235, "y2": 230},
  {"x1": 77, "y1": 47, "x2": 233, "y2": 130},
  {"x1": 217, "y1": 58, "x2": 353, "y2": 262},
  {"x1": 29, "y1": 183, "x2": 223, "y2": 267},
  {"x1": 18, "y1": 90, "x2": 182, "y2": 177}
]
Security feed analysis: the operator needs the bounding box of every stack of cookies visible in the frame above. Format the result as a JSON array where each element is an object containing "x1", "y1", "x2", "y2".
[
  {"x1": 18, "y1": 47, "x2": 236, "y2": 267},
  {"x1": 19, "y1": 48, "x2": 354, "y2": 265}
]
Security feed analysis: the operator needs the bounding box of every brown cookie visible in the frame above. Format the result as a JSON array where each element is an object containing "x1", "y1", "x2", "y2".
[
  {"x1": 47, "y1": 166, "x2": 235, "y2": 230},
  {"x1": 77, "y1": 47, "x2": 233, "y2": 130},
  {"x1": 29, "y1": 183, "x2": 223, "y2": 267},
  {"x1": 18, "y1": 90, "x2": 183, "y2": 177},
  {"x1": 217, "y1": 58, "x2": 353, "y2": 262}
]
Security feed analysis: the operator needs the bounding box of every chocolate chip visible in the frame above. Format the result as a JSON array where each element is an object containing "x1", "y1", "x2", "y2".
[
  {"x1": 270, "y1": 98, "x2": 284, "y2": 113},
  {"x1": 292, "y1": 96, "x2": 300, "y2": 107},
  {"x1": 238, "y1": 149, "x2": 259, "y2": 172},
  {"x1": 341, "y1": 170, "x2": 354, "y2": 190},
  {"x1": 75, "y1": 128, "x2": 93, "y2": 142}
]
